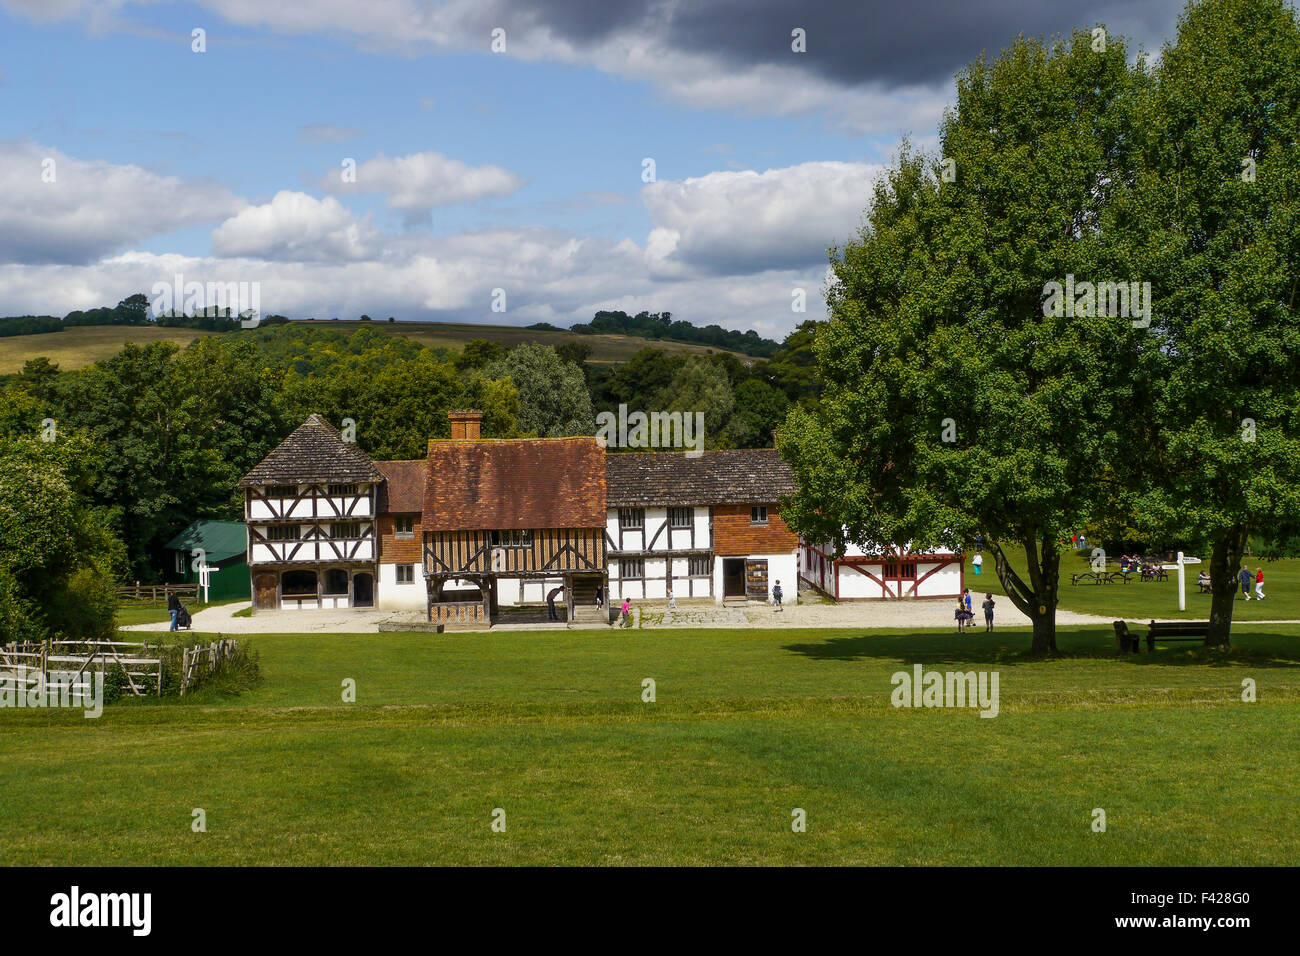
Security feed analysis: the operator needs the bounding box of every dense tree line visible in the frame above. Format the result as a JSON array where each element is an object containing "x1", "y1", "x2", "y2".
[
  {"x1": 0, "y1": 321, "x2": 819, "y2": 616},
  {"x1": 560, "y1": 310, "x2": 781, "y2": 357}
]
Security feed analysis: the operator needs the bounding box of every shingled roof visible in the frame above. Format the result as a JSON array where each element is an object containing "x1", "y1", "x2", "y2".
[
  {"x1": 422, "y1": 437, "x2": 606, "y2": 531},
  {"x1": 375, "y1": 459, "x2": 425, "y2": 513},
  {"x1": 605, "y1": 448, "x2": 796, "y2": 507},
  {"x1": 238, "y1": 414, "x2": 384, "y2": 487}
]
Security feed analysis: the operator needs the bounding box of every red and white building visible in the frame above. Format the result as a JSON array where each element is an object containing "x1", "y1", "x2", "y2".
[{"x1": 799, "y1": 537, "x2": 964, "y2": 601}]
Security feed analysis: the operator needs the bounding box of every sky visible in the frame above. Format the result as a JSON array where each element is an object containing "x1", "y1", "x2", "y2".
[{"x1": 0, "y1": 0, "x2": 1188, "y2": 339}]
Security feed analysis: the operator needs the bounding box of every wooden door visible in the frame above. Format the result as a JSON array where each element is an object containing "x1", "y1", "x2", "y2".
[
  {"x1": 745, "y1": 559, "x2": 769, "y2": 600},
  {"x1": 254, "y1": 573, "x2": 278, "y2": 609}
]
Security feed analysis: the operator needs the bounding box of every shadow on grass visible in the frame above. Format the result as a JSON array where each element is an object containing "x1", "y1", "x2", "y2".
[{"x1": 781, "y1": 627, "x2": 1300, "y2": 669}]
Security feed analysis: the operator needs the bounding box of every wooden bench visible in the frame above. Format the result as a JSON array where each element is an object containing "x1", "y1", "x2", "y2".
[
  {"x1": 1072, "y1": 571, "x2": 1105, "y2": 585},
  {"x1": 1113, "y1": 620, "x2": 1140, "y2": 654},
  {"x1": 1106, "y1": 571, "x2": 1134, "y2": 584},
  {"x1": 1145, "y1": 620, "x2": 1212, "y2": 651}
]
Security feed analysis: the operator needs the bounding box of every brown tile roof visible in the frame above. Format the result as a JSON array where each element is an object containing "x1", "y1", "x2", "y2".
[
  {"x1": 238, "y1": 414, "x2": 384, "y2": 486},
  {"x1": 422, "y1": 438, "x2": 606, "y2": 531},
  {"x1": 605, "y1": 448, "x2": 796, "y2": 507},
  {"x1": 375, "y1": 459, "x2": 425, "y2": 513}
]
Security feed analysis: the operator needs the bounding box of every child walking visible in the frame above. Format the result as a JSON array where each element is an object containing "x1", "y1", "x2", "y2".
[
  {"x1": 1255, "y1": 567, "x2": 1265, "y2": 601},
  {"x1": 982, "y1": 593, "x2": 995, "y2": 632}
]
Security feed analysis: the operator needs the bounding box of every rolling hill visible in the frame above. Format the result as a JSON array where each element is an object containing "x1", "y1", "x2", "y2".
[{"x1": 0, "y1": 319, "x2": 750, "y2": 375}]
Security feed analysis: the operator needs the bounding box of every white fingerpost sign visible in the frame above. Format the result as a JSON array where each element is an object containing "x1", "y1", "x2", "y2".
[{"x1": 1160, "y1": 551, "x2": 1202, "y2": 612}]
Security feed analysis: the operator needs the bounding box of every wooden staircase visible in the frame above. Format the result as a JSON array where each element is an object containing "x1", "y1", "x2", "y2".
[{"x1": 569, "y1": 578, "x2": 607, "y2": 624}]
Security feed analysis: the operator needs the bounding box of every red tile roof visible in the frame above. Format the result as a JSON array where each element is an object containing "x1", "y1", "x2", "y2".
[
  {"x1": 375, "y1": 459, "x2": 425, "y2": 513},
  {"x1": 422, "y1": 438, "x2": 606, "y2": 531}
]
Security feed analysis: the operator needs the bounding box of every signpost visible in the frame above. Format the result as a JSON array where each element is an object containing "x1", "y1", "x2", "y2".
[
  {"x1": 1160, "y1": 551, "x2": 1202, "y2": 611},
  {"x1": 197, "y1": 563, "x2": 217, "y2": 604}
]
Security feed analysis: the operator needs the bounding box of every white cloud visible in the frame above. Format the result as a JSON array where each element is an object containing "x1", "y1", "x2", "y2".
[
  {"x1": 642, "y1": 161, "x2": 881, "y2": 276},
  {"x1": 0, "y1": 228, "x2": 826, "y2": 339},
  {"x1": 0, "y1": 140, "x2": 245, "y2": 265},
  {"x1": 210, "y1": 191, "x2": 376, "y2": 261},
  {"x1": 324, "y1": 151, "x2": 527, "y2": 220}
]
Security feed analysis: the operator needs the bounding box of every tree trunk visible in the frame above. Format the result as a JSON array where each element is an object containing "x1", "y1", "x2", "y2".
[
  {"x1": 987, "y1": 533, "x2": 1061, "y2": 654},
  {"x1": 1206, "y1": 525, "x2": 1248, "y2": 648}
]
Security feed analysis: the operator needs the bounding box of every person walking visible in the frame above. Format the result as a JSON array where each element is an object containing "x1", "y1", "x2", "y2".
[
  {"x1": 982, "y1": 594, "x2": 995, "y2": 632},
  {"x1": 972, "y1": 552, "x2": 983, "y2": 576},
  {"x1": 167, "y1": 592, "x2": 182, "y2": 632},
  {"x1": 594, "y1": 585, "x2": 604, "y2": 609},
  {"x1": 963, "y1": 588, "x2": 973, "y2": 615},
  {"x1": 1239, "y1": 563, "x2": 1253, "y2": 600},
  {"x1": 772, "y1": 580, "x2": 784, "y2": 612},
  {"x1": 1255, "y1": 567, "x2": 1265, "y2": 601},
  {"x1": 620, "y1": 598, "x2": 632, "y2": 628},
  {"x1": 667, "y1": 587, "x2": 677, "y2": 612}
]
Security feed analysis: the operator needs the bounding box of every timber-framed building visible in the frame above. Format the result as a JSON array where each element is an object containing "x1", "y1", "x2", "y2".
[{"x1": 238, "y1": 409, "x2": 962, "y2": 623}]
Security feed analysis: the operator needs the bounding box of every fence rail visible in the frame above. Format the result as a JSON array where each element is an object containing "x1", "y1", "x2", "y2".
[
  {"x1": 116, "y1": 583, "x2": 199, "y2": 605},
  {"x1": 2, "y1": 636, "x2": 240, "y2": 699}
]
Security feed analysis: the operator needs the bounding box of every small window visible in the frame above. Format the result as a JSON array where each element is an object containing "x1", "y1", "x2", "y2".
[
  {"x1": 394, "y1": 515, "x2": 415, "y2": 538},
  {"x1": 750, "y1": 506, "x2": 769, "y2": 525},
  {"x1": 174, "y1": 551, "x2": 186, "y2": 574},
  {"x1": 396, "y1": 564, "x2": 416, "y2": 584},
  {"x1": 490, "y1": 529, "x2": 532, "y2": 548},
  {"x1": 330, "y1": 522, "x2": 361, "y2": 540},
  {"x1": 669, "y1": 507, "x2": 693, "y2": 529},
  {"x1": 266, "y1": 525, "x2": 301, "y2": 541},
  {"x1": 883, "y1": 562, "x2": 917, "y2": 580},
  {"x1": 619, "y1": 508, "x2": 644, "y2": 530},
  {"x1": 267, "y1": 485, "x2": 296, "y2": 498},
  {"x1": 327, "y1": 483, "x2": 358, "y2": 497},
  {"x1": 688, "y1": 556, "x2": 710, "y2": 577},
  {"x1": 619, "y1": 558, "x2": 645, "y2": 579}
]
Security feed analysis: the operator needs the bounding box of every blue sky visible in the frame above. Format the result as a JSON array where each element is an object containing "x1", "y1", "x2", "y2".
[{"x1": 0, "y1": 0, "x2": 1186, "y2": 338}]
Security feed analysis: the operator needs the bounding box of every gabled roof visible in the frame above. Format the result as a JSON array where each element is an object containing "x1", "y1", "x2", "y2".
[
  {"x1": 163, "y1": 520, "x2": 247, "y2": 562},
  {"x1": 422, "y1": 437, "x2": 606, "y2": 531},
  {"x1": 605, "y1": 448, "x2": 796, "y2": 507},
  {"x1": 238, "y1": 414, "x2": 384, "y2": 487},
  {"x1": 376, "y1": 459, "x2": 425, "y2": 513}
]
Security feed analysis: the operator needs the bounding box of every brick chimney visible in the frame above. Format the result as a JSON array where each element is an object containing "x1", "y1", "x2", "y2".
[{"x1": 448, "y1": 409, "x2": 483, "y2": 441}]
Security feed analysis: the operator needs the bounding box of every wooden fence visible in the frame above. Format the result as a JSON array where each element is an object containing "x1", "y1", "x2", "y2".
[
  {"x1": 117, "y1": 583, "x2": 199, "y2": 605},
  {"x1": 1, "y1": 636, "x2": 240, "y2": 699},
  {"x1": 2, "y1": 639, "x2": 166, "y2": 697},
  {"x1": 179, "y1": 639, "x2": 239, "y2": 696}
]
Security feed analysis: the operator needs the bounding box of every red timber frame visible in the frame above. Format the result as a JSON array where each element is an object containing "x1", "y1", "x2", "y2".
[{"x1": 799, "y1": 541, "x2": 965, "y2": 601}]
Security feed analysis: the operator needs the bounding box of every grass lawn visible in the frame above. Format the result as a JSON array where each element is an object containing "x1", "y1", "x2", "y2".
[
  {"x1": 2, "y1": 623, "x2": 1298, "y2": 865},
  {"x1": 114, "y1": 600, "x2": 238, "y2": 627},
  {"x1": 963, "y1": 548, "x2": 1300, "y2": 622}
]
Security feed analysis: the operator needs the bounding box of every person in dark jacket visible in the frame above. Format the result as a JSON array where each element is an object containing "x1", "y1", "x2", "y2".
[
  {"x1": 772, "y1": 581, "x2": 783, "y2": 612},
  {"x1": 167, "y1": 592, "x2": 182, "y2": 632},
  {"x1": 1239, "y1": 563, "x2": 1254, "y2": 600}
]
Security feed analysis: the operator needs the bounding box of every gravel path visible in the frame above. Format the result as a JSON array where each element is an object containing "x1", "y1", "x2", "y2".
[{"x1": 122, "y1": 595, "x2": 1117, "y2": 634}]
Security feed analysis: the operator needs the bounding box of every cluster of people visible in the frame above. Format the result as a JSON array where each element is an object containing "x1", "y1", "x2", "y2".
[{"x1": 955, "y1": 588, "x2": 996, "y2": 632}]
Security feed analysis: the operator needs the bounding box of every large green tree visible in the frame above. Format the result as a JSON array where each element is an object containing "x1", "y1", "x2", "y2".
[
  {"x1": 779, "y1": 30, "x2": 1151, "y2": 653},
  {"x1": 1128, "y1": 0, "x2": 1300, "y2": 646},
  {"x1": 487, "y1": 344, "x2": 593, "y2": 437}
]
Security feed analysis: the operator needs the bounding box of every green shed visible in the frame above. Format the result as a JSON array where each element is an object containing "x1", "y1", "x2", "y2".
[{"x1": 163, "y1": 520, "x2": 251, "y2": 602}]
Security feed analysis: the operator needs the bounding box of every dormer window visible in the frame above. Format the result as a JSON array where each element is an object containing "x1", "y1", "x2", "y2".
[{"x1": 328, "y1": 483, "x2": 359, "y2": 497}]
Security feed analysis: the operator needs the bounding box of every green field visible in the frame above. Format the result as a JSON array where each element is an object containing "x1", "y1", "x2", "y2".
[
  {"x1": 0, "y1": 321, "x2": 745, "y2": 375},
  {"x1": 961, "y1": 548, "x2": 1299, "y2": 622},
  {"x1": 293, "y1": 319, "x2": 749, "y2": 364},
  {"x1": 3, "y1": 622, "x2": 1297, "y2": 866},
  {"x1": 0, "y1": 325, "x2": 218, "y2": 374}
]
